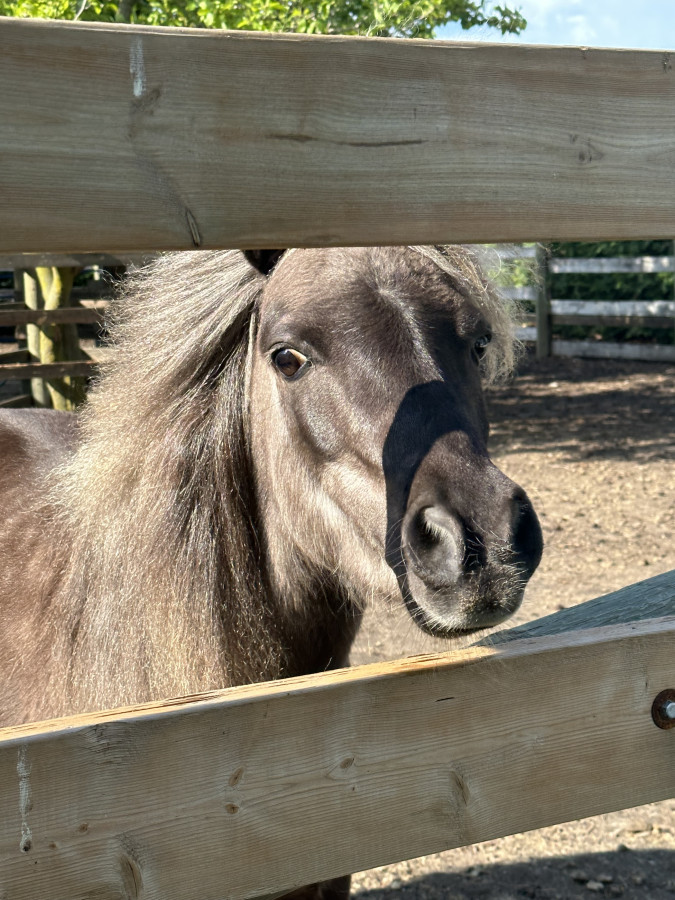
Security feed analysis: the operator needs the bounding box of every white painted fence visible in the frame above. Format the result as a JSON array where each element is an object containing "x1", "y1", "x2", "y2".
[{"x1": 499, "y1": 249, "x2": 675, "y2": 361}]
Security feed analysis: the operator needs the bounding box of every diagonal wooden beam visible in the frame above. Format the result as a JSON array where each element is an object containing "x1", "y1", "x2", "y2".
[{"x1": 0, "y1": 571, "x2": 673, "y2": 900}]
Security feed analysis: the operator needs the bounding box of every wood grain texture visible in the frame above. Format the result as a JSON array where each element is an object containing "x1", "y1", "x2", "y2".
[
  {"x1": 479, "y1": 569, "x2": 675, "y2": 644},
  {"x1": 0, "y1": 253, "x2": 151, "y2": 269},
  {"x1": 0, "y1": 360, "x2": 98, "y2": 379},
  {"x1": 0, "y1": 598, "x2": 673, "y2": 899},
  {"x1": 535, "y1": 243, "x2": 550, "y2": 358},
  {"x1": 3, "y1": 18, "x2": 675, "y2": 252},
  {"x1": 549, "y1": 299, "x2": 675, "y2": 329},
  {"x1": 0, "y1": 305, "x2": 107, "y2": 326}
]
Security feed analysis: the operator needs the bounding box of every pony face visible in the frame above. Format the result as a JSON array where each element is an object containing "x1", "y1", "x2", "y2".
[{"x1": 248, "y1": 246, "x2": 543, "y2": 637}]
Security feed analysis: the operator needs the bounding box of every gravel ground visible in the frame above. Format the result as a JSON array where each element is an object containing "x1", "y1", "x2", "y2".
[{"x1": 351, "y1": 355, "x2": 675, "y2": 900}]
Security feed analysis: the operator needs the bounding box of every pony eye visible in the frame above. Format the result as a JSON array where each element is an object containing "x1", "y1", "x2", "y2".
[
  {"x1": 473, "y1": 334, "x2": 492, "y2": 360},
  {"x1": 272, "y1": 347, "x2": 309, "y2": 379}
]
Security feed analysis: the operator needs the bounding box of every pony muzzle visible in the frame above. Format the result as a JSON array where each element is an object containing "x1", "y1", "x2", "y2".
[{"x1": 400, "y1": 492, "x2": 543, "y2": 635}]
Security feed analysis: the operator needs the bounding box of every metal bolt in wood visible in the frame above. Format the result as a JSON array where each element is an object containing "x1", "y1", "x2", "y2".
[{"x1": 651, "y1": 689, "x2": 675, "y2": 729}]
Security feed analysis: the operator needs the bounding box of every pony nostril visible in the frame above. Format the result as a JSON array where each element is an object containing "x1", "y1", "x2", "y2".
[
  {"x1": 511, "y1": 495, "x2": 544, "y2": 577},
  {"x1": 404, "y1": 506, "x2": 463, "y2": 585}
]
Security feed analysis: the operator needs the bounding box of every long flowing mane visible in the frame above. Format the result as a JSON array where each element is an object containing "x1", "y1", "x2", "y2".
[{"x1": 31, "y1": 246, "x2": 516, "y2": 719}]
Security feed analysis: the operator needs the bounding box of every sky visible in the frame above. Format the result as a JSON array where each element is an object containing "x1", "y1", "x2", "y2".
[{"x1": 437, "y1": 0, "x2": 675, "y2": 50}]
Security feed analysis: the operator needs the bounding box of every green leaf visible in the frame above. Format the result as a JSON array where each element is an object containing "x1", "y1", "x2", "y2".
[{"x1": 0, "y1": 0, "x2": 527, "y2": 40}]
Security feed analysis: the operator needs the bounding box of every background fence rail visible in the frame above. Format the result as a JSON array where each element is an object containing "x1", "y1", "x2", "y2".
[
  {"x1": 500, "y1": 248, "x2": 675, "y2": 361},
  {"x1": 4, "y1": 244, "x2": 675, "y2": 410},
  {"x1": 0, "y1": 255, "x2": 134, "y2": 405}
]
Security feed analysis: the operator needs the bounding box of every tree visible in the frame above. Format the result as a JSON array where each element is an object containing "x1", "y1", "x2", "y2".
[
  {"x1": 1, "y1": 0, "x2": 525, "y2": 408},
  {"x1": 2, "y1": 0, "x2": 526, "y2": 42}
]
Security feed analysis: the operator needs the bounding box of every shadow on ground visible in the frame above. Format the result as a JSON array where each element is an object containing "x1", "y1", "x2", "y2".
[
  {"x1": 486, "y1": 356, "x2": 675, "y2": 463},
  {"x1": 354, "y1": 849, "x2": 675, "y2": 900}
]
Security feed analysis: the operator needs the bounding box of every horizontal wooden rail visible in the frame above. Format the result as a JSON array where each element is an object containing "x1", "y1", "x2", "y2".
[
  {"x1": 0, "y1": 303, "x2": 108, "y2": 327},
  {"x1": 551, "y1": 299, "x2": 675, "y2": 317},
  {"x1": 0, "y1": 571, "x2": 673, "y2": 900},
  {"x1": 550, "y1": 299, "x2": 675, "y2": 328},
  {"x1": 0, "y1": 253, "x2": 150, "y2": 270},
  {"x1": 514, "y1": 329, "x2": 675, "y2": 360},
  {"x1": 3, "y1": 19, "x2": 675, "y2": 252},
  {"x1": 0, "y1": 349, "x2": 29, "y2": 365},
  {"x1": 483, "y1": 569, "x2": 675, "y2": 643},
  {"x1": 555, "y1": 315, "x2": 674, "y2": 329},
  {"x1": 549, "y1": 256, "x2": 675, "y2": 274},
  {"x1": 502, "y1": 285, "x2": 538, "y2": 301},
  {"x1": 0, "y1": 360, "x2": 98, "y2": 380},
  {"x1": 550, "y1": 339, "x2": 675, "y2": 361},
  {"x1": 511, "y1": 298, "x2": 675, "y2": 325}
]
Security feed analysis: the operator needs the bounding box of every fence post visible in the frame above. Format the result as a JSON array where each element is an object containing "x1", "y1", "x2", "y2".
[
  {"x1": 672, "y1": 240, "x2": 675, "y2": 350},
  {"x1": 23, "y1": 269, "x2": 51, "y2": 408},
  {"x1": 11, "y1": 269, "x2": 32, "y2": 400},
  {"x1": 535, "y1": 244, "x2": 551, "y2": 359}
]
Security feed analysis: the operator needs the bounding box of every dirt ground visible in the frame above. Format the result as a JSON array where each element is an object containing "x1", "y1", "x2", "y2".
[{"x1": 351, "y1": 354, "x2": 675, "y2": 900}]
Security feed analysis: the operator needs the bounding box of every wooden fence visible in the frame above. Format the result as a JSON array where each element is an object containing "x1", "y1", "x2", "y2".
[
  {"x1": 0, "y1": 15, "x2": 673, "y2": 899},
  {"x1": 501, "y1": 246, "x2": 675, "y2": 361},
  {"x1": 0, "y1": 255, "x2": 150, "y2": 407},
  {"x1": 0, "y1": 571, "x2": 673, "y2": 900}
]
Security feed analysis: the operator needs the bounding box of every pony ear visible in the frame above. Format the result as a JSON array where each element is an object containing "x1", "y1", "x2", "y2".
[{"x1": 243, "y1": 250, "x2": 285, "y2": 276}]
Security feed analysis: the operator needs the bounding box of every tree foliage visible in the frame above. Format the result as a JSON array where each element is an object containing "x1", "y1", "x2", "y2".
[{"x1": 1, "y1": 0, "x2": 526, "y2": 39}]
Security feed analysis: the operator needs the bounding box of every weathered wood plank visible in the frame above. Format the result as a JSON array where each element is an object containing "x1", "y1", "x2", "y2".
[
  {"x1": 0, "y1": 590, "x2": 673, "y2": 900},
  {"x1": 3, "y1": 19, "x2": 675, "y2": 252},
  {"x1": 549, "y1": 256, "x2": 675, "y2": 274},
  {"x1": 0, "y1": 349, "x2": 29, "y2": 365},
  {"x1": 517, "y1": 332, "x2": 675, "y2": 357},
  {"x1": 552, "y1": 339, "x2": 675, "y2": 361},
  {"x1": 0, "y1": 360, "x2": 98, "y2": 379},
  {"x1": 0, "y1": 305, "x2": 107, "y2": 327},
  {"x1": 554, "y1": 315, "x2": 675, "y2": 328},
  {"x1": 0, "y1": 253, "x2": 150, "y2": 269},
  {"x1": 551, "y1": 299, "x2": 675, "y2": 317},
  {"x1": 535, "y1": 244, "x2": 550, "y2": 358},
  {"x1": 480, "y1": 569, "x2": 675, "y2": 644},
  {"x1": 0, "y1": 299, "x2": 110, "y2": 311},
  {"x1": 502, "y1": 286, "x2": 538, "y2": 301}
]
